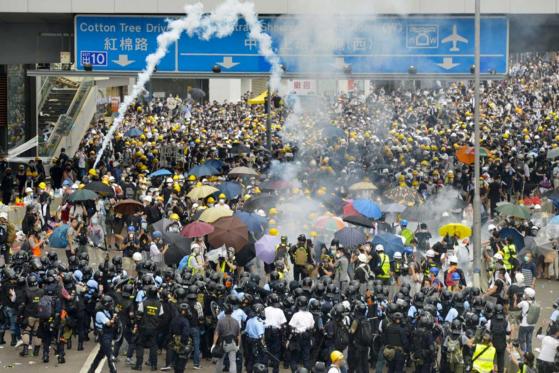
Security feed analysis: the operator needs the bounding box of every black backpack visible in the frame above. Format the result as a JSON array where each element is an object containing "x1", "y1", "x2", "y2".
[
  {"x1": 334, "y1": 321, "x2": 350, "y2": 350},
  {"x1": 490, "y1": 318, "x2": 508, "y2": 350},
  {"x1": 355, "y1": 318, "x2": 374, "y2": 346}
]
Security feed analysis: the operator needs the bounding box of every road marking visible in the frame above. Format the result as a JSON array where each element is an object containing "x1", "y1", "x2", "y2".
[{"x1": 79, "y1": 343, "x2": 106, "y2": 373}]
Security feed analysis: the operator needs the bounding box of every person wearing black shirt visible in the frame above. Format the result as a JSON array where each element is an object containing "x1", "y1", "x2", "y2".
[{"x1": 488, "y1": 176, "x2": 504, "y2": 218}]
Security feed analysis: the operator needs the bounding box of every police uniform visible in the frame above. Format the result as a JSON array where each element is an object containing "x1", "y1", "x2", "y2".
[
  {"x1": 88, "y1": 309, "x2": 117, "y2": 373},
  {"x1": 134, "y1": 297, "x2": 163, "y2": 370},
  {"x1": 264, "y1": 306, "x2": 287, "y2": 373},
  {"x1": 288, "y1": 310, "x2": 315, "y2": 372},
  {"x1": 244, "y1": 316, "x2": 266, "y2": 373}
]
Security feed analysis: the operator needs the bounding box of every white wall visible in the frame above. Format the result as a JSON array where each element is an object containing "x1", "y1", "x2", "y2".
[
  {"x1": 7, "y1": 0, "x2": 559, "y2": 14},
  {"x1": 209, "y1": 78, "x2": 242, "y2": 103}
]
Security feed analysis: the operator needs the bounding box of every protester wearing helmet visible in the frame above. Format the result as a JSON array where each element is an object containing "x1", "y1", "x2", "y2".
[
  {"x1": 516, "y1": 287, "x2": 539, "y2": 354},
  {"x1": 290, "y1": 234, "x2": 312, "y2": 282},
  {"x1": 372, "y1": 245, "x2": 391, "y2": 284}
]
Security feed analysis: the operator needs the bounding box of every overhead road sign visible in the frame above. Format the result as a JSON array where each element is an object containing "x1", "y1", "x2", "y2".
[{"x1": 75, "y1": 15, "x2": 508, "y2": 75}]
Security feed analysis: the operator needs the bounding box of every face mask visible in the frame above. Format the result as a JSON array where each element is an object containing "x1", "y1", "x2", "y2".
[{"x1": 524, "y1": 256, "x2": 530, "y2": 262}]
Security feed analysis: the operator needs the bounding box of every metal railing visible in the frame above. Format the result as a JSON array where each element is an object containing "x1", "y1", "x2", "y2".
[
  {"x1": 39, "y1": 79, "x2": 94, "y2": 157},
  {"x1": 38, "y1": 76, "x2": 55, "y2": 111}
]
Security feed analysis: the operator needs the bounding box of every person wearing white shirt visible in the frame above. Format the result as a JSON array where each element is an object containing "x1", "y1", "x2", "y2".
[
  {"x1": 264, "y1": 295, "x2": 287, "y2": 373},
  {"x1": 288, "y1": 296, "x2": 315, "y2": 372},
  {"x1": 517, "y1": 287, "x2": 538, "y2": 354},
  {"x1": 536, "y1": 326, "x2": 559, "y2": 371}
]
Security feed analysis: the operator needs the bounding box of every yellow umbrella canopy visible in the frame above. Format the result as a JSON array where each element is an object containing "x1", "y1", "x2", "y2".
[
  {"x1": 187, "y1": 185, "x2": 219, "y2": 200},
  {"x1": 349, "y1": 180, "x2": 377, "y2": 191},
  {"x1": 199, "y1": 206, "x2": 234, "y2": 223},
  {"x1": 438, "y1": 223, "x2": 472, "y2": 239}
]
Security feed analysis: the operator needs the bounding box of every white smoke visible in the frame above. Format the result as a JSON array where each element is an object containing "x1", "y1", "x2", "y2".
[{"x1": 94, "y1": 0, "x2": 282, "y2": 167}]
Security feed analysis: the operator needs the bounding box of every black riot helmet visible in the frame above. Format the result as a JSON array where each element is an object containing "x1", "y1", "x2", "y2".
[
  {"x1": 296, "y1": 295, "x2": 308, "y2": 309},
  {"x1": 101, "y1": 295, "x2": 114, "y2": 310}
]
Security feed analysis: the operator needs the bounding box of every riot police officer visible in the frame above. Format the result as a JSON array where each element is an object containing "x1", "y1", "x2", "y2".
[
  {"x1": 88, "y1": 295, "x2": 118, "y2": 373},
  {"x1": 133, "y1": 285, "x2": 162, "y2": 371}
]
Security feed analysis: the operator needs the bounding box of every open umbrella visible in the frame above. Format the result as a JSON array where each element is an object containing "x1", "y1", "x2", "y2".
[
  {"x1": 204, "y1": 160, "x2": 224, "y2": 172},
  {"x1": 547, "y1": 147, "x2": 559, "y2": 159},
  {"x1": 342, "y1": 215, "x2": 374, "y2": 228},
  {"x1": 124, "y1": 128, "x2": 143, "y2": 138},
  {"x1": 243, "y1": 194, "x2": 276, "y2": 212},
  {"x1": 380, "y1": 203, "x2": 407, "y2": 214},
  {"x1": 114, "y1": 199, "x2": 144, "y2": 215},
  {"x1": 438, "y1": 223, "x2": 472, "y2": 239},
  {"x1": 84, "y1": 182, "x2": 114, "y2": 197},
  {"x1": 230, "y1": 144, "x2": 251, "y2": 155},
  {"x1": 187, "y1": 185, "x2": 219, "y2": 200},
  {"x1": 181, "y1": 221, "x2": 214, "y2": 238},
  {"x1": 260, "y1": 180, "x2": 292, "y2": 191},
  {"x1": 188, "y1": 164, "x2": 220, "y2": 178},
  {"x1": 234, "y1": 211, "x2": 267, "y2": 237},
  {"x1": 550, "y1": 215, "x2": 559, "y2": 225},
  {"x1": 456, "y1": 145, "x2": 492, "y2": 165},
  {"x1": 352, "y1": 199, "x2": 382, "y2": 220},
  {"x1": 522, "y1": 196, "x2": 542, "y2": 207},
  {"x1": 314, "y1": 215, "x2": 345, "y2": 232},
  {"x1": 218, "y1": 182, "x2": 242, "y2": 200},
  {"x1": 499, "y1": 227, "x2": 525, "y2": 251},
  {"x1": 149, "y1": 169, "x2": 172, "y2": 178},
  {"x1": 208, "y1": 216, "x2": 249, "y2": 251},
  {"x1": 334, "y1": 227, "x2": 366, "y2": 249},
  {"x1": 343, "y1": 201, "x2": 360, "y2": 217},
  {"x1": 190, "y1": 87, "x2": 206, "y2": 101},
  {"x1": 164, "y1": 236, "x2": 192, "y2": 266},
  {"x1": 496, "y1": 203, "x2": 531, "y2": 220},
  {"x1": 349, "y1": 180, "x2": 377, "y2": 191},
  {"x1": 68, "y1": 189, "x2": 98, "y2": 202},
  {"x1": 255, "y1": 234, "x2": 281, "y2": 264},
  {"x1": 229, "y1": 166, "x2": 259, "y2": 177},
  {"x1": 372, "y1": 233, "x2": 405, "y2": 259},
  {"x1": 199, "y1": 206, "x2": 234, "y2": 223},
  {"x1": 236, "y1": 243, "x2": 256, "y2": 267},
  {"x1": 151, "y1": 218, "x2": 174, "y2": 233}
]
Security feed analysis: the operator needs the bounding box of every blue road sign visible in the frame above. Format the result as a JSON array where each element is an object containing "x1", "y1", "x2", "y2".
[{"x1": 75, "y1": 15, "x2": 508, "y2": 75}]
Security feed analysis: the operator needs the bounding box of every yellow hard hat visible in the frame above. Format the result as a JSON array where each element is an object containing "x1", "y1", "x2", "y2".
[
  {"x1": 218, "y1": 193, "x2": 226, "y2": 199},
  {"x1": 38, "y1": 182, "x2": 47, "y2": 190},
  {"x1": 269, "y1": 207, "x2": 278, "y2": 216},
  {"x1": 268, "y1": 219, "x2": 276, "y2": 226},
  {"x1": 173, "y1": 175, "x2": 180, "y2": 181},
  {"x1": 269, "y1": 228, "x2": 279, "y2": 236},
  {"x1": 207, "y1": 197, "x2": 215, "y2": 204},
  {"x1": 331, "y1": 350, "x2": 344, "y2": 363},
  {"x1": 188, "y1": 175, "x2": 196, "y2": 181},
  {"x1": 170, "y1": 213, "x2": 180, "y2": 221},
  {"x1": 88, "y1": 168, "x2": 97, "y2": 177},
  {"x1": 243, "y1": 194, "x2": 251, "y2": 201}
]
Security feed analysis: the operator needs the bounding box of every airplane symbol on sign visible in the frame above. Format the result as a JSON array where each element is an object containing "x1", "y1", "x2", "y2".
[{"x1": 442, "y1": 25, "x2": 468, "y2": 52}]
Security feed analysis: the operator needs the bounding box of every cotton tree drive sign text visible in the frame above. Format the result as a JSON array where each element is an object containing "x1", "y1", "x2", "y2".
[{"x1": 75, "y1": 15, "x2": 508, "y2": 75}]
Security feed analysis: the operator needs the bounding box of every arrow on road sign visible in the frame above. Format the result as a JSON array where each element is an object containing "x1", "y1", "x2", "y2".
[
  {"x1": 217, "y1": 57, "x2": 240, "y2": 69},
  {"x1": 437, "y1": 57, "x2": 460, "y2": 70},
  {"x1": 113, "y1": 54, "x2": 135, "y2": 67}
]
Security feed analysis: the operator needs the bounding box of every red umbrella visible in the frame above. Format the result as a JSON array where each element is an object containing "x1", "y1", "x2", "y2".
[
  {"x1": 523, "y1": 196, "x2": 542, "y2": 207},
  {"x1": 181, "y1": 221, "x2": 215, "y2": 238},
  {"x1": 343, "y1": 201, "x2": 360, "y2": 217},
  {"x1": 208, "y1": 216, "x2": 249, "y2": 251}
]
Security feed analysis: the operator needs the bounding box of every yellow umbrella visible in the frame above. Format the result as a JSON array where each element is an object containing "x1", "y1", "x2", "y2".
[
  {"x1": 349, "y1": 180, "x2": 377, "y2": 191},
  {"x1": 199, "y1": 206, "x2": 233, "y2": 223},
  {"x1": 187, "y1": 185, "x2": 219, "y2": 200},
  {"x1": 438, "y1": 223, "x2": 472, "y2": 239},
  {"x1": 247, "y1": 91, "x2": 268, "y2": 105}
]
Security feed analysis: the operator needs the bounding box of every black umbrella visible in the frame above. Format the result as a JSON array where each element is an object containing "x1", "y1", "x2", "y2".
[
  {"x1": 243, "y1": 194, "x2": 276, "y2": 212},
  {"x1": 230, "y1": 143, "x2": 251, "y2": 155},
  {"x1": 151, "y1": 218, "x2": 174, "y2": 233},
  {"x1": 190, "y1": 88, "x2": 206, "y2": 101},
  {"x1": 162, "y1": 232, "x2": 192, "y2": 256},
  {"x1": 343, "y1": 215, "x2": 374, "y2": 228},
  {"x1": 235, "y1": 242, "x2": 256, "y2": 267},
  {"x1": 164, "y1": 241, "x2": 191, "y2": 267},
  {"x1": 85, "y1": 181, "x2": 115, "y2": 197}
]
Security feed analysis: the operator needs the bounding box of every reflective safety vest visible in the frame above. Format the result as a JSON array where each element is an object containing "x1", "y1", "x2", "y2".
[
  {"x1": 377, "y1": 253, "x2": 390, "y2": 279},
  {"x1": 423, "y1": 261, "x2": 438, "y2": 276},
  {"x1": 472, "y1": 343, "x2": 496, "y2": 373},
  {"x1": 502, "y1": 244, "x2": 516, "y2": 270}
]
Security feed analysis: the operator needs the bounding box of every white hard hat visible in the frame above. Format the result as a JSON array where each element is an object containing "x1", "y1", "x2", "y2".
[
  {"x1": 493, "y1": 253, "x2": 503, "y2": 260},
  {"x1": 394, "y1": 252, "x2": 402, "y2": 259},
  {"x1": 358, "y1": 253, "x2": 368, "y2": 263},
  {"x1": 515, "y1": 272, "x2": 525, "y2": 284},
  {"x1": 132, "y1": 252, "x2": 143, "y2": 262},
  {"x1": 488, "y1": 224, "x2": 496, "y2": 231},
  {"x1": 375, "y1": 244, "x2": 384, "y2": 252},
  {"x1": 0, "y1": 212, "x2": 7, "y2": 220},
  {"x1": 25, "y1": 187, "x2": 33, "y2": 193},
  {"x1": 524, "y1": 287, "x2": 536, "y2": 299},
  {"x1": 449, "y1": 255, "x2": 458, "y2": 264},
  {"x1": 166, "y1": 177, "x2": 173, "y2": 184},
  {"x1": 426, "y1": 249, "x2": 435, "y2": 258}
]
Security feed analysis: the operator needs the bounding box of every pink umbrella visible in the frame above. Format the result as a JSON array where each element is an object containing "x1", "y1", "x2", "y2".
[
  {"x1": 255, "y1": 234, "x2": 281, "y2": 264},
  {"x1": 180, "y1": 221, "x2": 215, "y2": 238}
]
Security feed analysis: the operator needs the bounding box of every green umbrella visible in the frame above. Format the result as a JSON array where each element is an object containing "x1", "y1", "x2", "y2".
[
  {"x1": 496, "y1": 202, "x2": 531, "y2": 220},
  {"x1": 68, "y1": 189, "x2": 98, "y2": 202}
]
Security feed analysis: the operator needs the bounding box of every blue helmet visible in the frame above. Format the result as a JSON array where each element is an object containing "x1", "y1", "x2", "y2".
[
  {"x1": 86, "y1": 279, "x2": 99, "y2": 290},
  {"x1": 152, "y1": 230, "x2": 162, "y2": 239},
  {"x1": 400, "y1": 219, "x2": 408, "y2": 227},
  {"x1": 429, "y1": 267, "x2": 439, "y2": 276},
  {"x1": 128, "y1": 226, "x2": 136, "y2": 233},
  {"x1": 451, "y1": 272, "x2": 461, "y2": 281},
  {"x1": 73, "y1": 270, "x2": 83, "y2": 282},
  {"x1": 404, "y1": 246, "x2": 413, "y2": 255}
]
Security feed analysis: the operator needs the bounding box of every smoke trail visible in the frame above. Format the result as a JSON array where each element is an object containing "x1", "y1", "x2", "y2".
[{"x1": 94, "y1": 0, "x2": 282, "y2": 167}]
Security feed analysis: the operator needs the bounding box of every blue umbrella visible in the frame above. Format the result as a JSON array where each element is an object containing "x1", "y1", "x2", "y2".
[
  {"x1": 149, "y1": 168, "x2": 172, "y2": 178},
  {"x1": 372, "y1": 233, "x2": 405, "y2": 259},
  {"x1": 499, "y1": 227, "x2": 525, "y2": 251},
  {"x1": 334, "y1": 227, "x2": 366, "y2": 249},
  {"x1": 204, "y1": 159, "x2": 224, "y2": 171},
  {"x1": 550, "y1": 215, "x2": 559, "y2": 225},
  {"x1": 188, "y1": 164, "x2": 220, "y2": 178},
  {"x1": 234, "y1": 211, "x2": 267, "y2": 238},
  {"x1": 353, "y1": 199, "x2": 382, "y2": 220},
  {"x1": 124, "y1": 128, "x2": 143, "y2": 137},
  {"x1": 218, "y1": 182, "x2": 242, "y2": 200}
]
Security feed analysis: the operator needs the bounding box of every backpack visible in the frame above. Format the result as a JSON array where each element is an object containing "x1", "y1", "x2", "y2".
[
  {"x1": 355, "y1": 318, "x2": 373, "y2": 346},
  {"x1": 37, "y1": 295, "x2": 54, "y2": 319},
  {"x1": 499, "y1": 279, "x2": 510, "y2": 301},
  {"x1": 526, "y1": 302, "x2": 541, "y2": 325},
  {"x1": 294, "y1": 246, "x2": 308, "y2": 266},
  {"x1": 334, "y1": 321, "x2": 350, "y2": 350},
  {"x1": 48, "y1": 224, "x2": 69, "y2": 248},
  {"x1": 446, "y1": 336, "x2": 463, "y2": 364},
  {"x1": 0, "y1": 224, "x2": 8, "y2": 244}
]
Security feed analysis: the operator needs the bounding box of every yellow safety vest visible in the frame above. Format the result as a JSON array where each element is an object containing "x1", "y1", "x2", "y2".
[
  {"x1": 472, "y1": 343, "x2": 496, "y2": 373},
  {"x1": 502, "y1": 244, "x2": 516, "y2": 270},
  {"x1": 377, "y1": 253, "x2": 390, "y2": 279}
]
